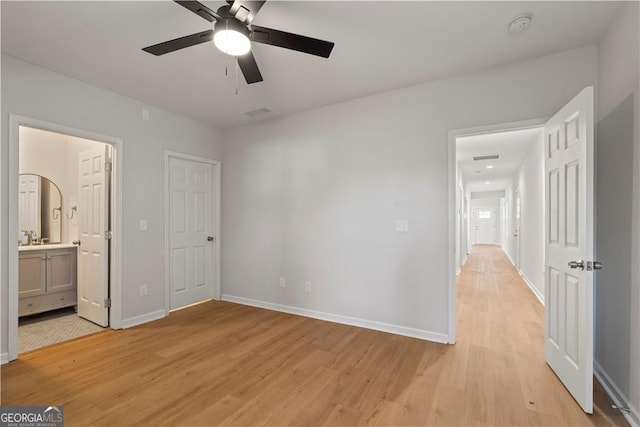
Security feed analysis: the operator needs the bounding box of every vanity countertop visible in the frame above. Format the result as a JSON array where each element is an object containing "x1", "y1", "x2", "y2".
[{"x1": 18, "y1": 243, "x2": 77, "y2": 252}]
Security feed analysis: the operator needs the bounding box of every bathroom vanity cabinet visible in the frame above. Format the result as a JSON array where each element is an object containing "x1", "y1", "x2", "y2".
[{"x1": 18, "y1": 245, "x2": 77, "y2": 316}]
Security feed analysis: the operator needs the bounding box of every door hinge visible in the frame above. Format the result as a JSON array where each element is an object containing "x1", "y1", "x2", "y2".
[
  {"x1": 105, "y1": 298, "x2": 111, "y2": 308},
  {"x1": 105, "y1": 162, "x2": 113, "y2": 172},
  {"x1": 105, "y1": 230, "x2": 113, "y2": 240}
]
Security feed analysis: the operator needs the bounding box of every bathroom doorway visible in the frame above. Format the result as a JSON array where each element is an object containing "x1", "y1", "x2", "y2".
[
  {"x1": 18, "y1": 126, "x2": 110, "y2": 353},
  {"x1": 7, "y1": 115, "x2": 123, "y2": 360}
]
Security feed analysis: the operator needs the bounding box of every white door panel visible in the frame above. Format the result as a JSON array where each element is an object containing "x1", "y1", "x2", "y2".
[
  {"x1": 19, "y1": 174, "x2": 40, "y2": 235},
  {"x1": 77, "y1": 146, "x2": 109, "y2": 327},
  {"x1": 169, "y1": 157, "x2": 214, "y2": 309},
  {"x1": 544, "y1": 87, "x2": 594, "y2": 413},
  {"x1": 473, "y1": 208, "x2": 496, "y2": 244},
  {"x1": 515, "y1": 190, "x2": 521, "y2": 269}
]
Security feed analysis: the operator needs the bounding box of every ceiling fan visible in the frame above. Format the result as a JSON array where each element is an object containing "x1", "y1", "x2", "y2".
[{"x1": 143, "y1": 0, "x2": 335, "y2": 85}]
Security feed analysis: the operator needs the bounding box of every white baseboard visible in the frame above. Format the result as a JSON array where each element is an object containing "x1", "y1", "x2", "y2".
[
  {"x1": 121, "y1": 309, "x2": 165, "y2": 329},
  {"x1": 1, "y1": 352, "x2": 8, "y2": 365},
  {"x1": 594, "y1": 359, "x2": 640, "y2": 427},
  {"x1": 221, "y1": 294, "x2": 449, "y2": 344},
  {"x1": 503, "y1": 248, "x2": 516, "y2": 267},
  {"x1": 520, "y1": 272, "x2": 545, "y2": 306}
]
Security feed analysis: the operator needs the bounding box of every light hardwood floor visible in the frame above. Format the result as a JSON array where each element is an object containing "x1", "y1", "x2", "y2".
[{"x1": 1, "y1": 245, "x2": 629, "y2": 426}]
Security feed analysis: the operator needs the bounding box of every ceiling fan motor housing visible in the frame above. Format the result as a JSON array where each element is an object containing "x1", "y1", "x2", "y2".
[{"x1": 214, "y1": 17, "x2": 249, "y2": 37}]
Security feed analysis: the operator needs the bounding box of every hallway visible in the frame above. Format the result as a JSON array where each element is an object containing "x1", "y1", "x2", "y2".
[{"x1": 456, "y1": 244, "x2": 627, "y2": 426}]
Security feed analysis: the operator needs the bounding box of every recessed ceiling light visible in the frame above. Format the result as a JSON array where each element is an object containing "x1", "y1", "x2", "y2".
[
  {"x1": 485, "y1": 181, "x2": 490, "y2": 184},
  {"x1": 486, "y1": 165, "x2": 494, "y2": 169},
  {"x1": 509, "y1": 14, "x2": 532, "y2": 34}
]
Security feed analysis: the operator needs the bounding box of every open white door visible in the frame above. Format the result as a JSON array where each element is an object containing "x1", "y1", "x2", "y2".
[
  {"x1": 544, "y1": 87, "x2": 594, "y2": 413},
  {"x1": 77, "y1": 146, "x2": 110, "y2": 327},
  {"x1": 515, "y1": 189, "x2": 521, "y2": 269}
]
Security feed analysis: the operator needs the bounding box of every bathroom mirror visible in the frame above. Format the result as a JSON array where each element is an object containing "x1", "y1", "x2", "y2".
[{"x1": 18, "y1": 174, "x2": 62, "y2": 244}]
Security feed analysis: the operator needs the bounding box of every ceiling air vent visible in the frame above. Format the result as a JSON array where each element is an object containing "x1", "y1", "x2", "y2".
[
  {"x1": 473, "y1": 154, "x2": 500, "y2": 161},
  {"x1": 245, "y1": 107, "x2": 272, "y2": 117}
]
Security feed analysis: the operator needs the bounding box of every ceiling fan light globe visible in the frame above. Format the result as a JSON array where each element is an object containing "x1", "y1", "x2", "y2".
[{"x1": 214, "y1": 29, "x2": 251, "y2": 56}]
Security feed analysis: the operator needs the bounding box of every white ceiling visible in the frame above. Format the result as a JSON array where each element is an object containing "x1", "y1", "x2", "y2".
[
  {"x1": 1, "y1": 1, "x2": 620, "y2": 130},
  {"x1": 457, "y1": 127, "x2": 543, "y2": 193}
]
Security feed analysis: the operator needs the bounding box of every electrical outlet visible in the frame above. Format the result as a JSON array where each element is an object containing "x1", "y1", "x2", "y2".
[
  {"x1": 140, "y1": 219, "x2": 148, "y2": 231},
  {"x1": 304, "y1": 281, "x2": 311, "y2": 293},
  {"x1": 396, "y1": 219, "x2": 409, "y2": 232},
  {"x1": 279, "y1": 277, "x2": 286, "y2": 288},
  {"x1": 139, "y1": 284, "x2": 148, "y2": 296}
]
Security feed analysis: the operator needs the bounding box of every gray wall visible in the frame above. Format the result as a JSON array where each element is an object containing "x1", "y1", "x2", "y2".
[
  {"x1": 1, "y1": 55, "x2": 223, "y2": 357},
  {"x1": 595, "y1": 1, "x2": 640, "y2": 423},
  {"x1": 221, "y1": 45, "x2": 598, "y2": 339}
]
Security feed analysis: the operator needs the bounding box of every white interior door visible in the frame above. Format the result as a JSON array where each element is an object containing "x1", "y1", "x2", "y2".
[
  {"x1": 500, "y1": 199, "x2": 508, "y2": 248},
  {"x1": 544, "y1": 87, "x2": 594, "y2": 413},
  {"x1": 515, "y1": 189, "x2": 521, "y2": 269},
  {"x1": 77, "y1": 146, "x2": 109, "y2": 327},
  {"x1": 169, "y1": 157, "x2": 214, "y2": 310},
  {"x1": 474, "y1": 208, "x2": 496, "y2": 244},
  {"x1": 19, "y1": 174, "x2": 40, "y2": 236}
]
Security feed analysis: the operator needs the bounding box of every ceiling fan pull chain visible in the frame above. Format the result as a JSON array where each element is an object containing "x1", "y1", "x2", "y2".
[
  {"x1": 235, "y1": 56, "x2": 239, "y2": 95},
  {"x1": 225, "y1": 20, "x2": 229, "y2": 77}
]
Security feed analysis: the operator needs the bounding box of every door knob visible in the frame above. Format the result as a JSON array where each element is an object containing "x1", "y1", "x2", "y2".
[
  {"x1": 587, "y1": 261, "x2": 603, "y2": 271},
  {"x1": 207, "y1": 236, "x2": 215, "y2": 242},
  {"x1": 72, "y1": 240, "x2": 81, "y2": 246},
  {"x1": 568, "y1": 260, "x2": 585, "y2": 271}
]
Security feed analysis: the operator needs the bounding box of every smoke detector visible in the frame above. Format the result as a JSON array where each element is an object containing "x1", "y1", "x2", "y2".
[{"x1": 509, "y1": 14, "x2": 532, "y2": 34}]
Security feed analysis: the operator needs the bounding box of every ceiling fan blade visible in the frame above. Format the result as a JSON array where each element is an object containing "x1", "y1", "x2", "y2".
[
  {"x1": 143, "y1": 30, "x2": 213, "y2": 56},
  {"x1": 229, "y1": 0, "x2": 266, "y2": 24},
  {"x1": 174, "y1": 0, "x2": 220, "y2": 22},
  {"x1": 237, "y1": 51, "x2": 263, "y2": 84},
  {"x1": 250, "y1": 25, "x2": 334, "y2": 58}
]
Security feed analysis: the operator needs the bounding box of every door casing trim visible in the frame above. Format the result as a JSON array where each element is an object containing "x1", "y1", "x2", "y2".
[{"x1": 447, "y1": 117, "x2": 546, "y2": 344}]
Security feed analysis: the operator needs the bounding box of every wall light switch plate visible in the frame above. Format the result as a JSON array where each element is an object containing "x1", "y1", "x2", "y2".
[
  {"x1": 396, "y1": 220, "x2": 409, "y2": 232},
  {"x1": 280, "y1": 277, "x2": 286, "y2": 288},
  {"x1": 304, "y1": 282, "x2": 312, "y2": 293},
  {"x1": 140, "y1": 219, "x2": 148, "y2": 231}
]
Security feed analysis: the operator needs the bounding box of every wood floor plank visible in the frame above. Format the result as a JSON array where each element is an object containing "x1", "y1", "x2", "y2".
[{"x1": 0, "y1": 245, "x2": 631, "y2": 426}]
